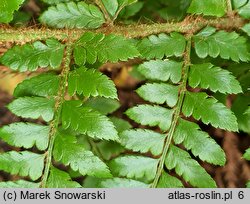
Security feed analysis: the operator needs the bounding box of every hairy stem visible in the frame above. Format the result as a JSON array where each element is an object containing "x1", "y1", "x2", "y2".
[
  {"x1": 40, "y1": 42, "x2": 73, "y2": 188},
  {"x1": 0, "y1": 16, "x2": 246, "y2": 43},
  {"x1": 151, "y1": 37, "x2": 192, "y2": 188}
]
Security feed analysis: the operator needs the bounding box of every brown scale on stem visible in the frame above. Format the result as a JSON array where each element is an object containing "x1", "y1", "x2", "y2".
[{"x1": 0, "y1": 15, "x2": 248, "y2": 44}]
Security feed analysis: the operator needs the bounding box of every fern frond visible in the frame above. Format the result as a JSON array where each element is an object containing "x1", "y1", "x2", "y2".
[
  {"x1": 189, "y1": 63, "x2": 242, "y2": 94},
  {"x1": 243, "y1": 148, "x2": 250, "y2": 161},
  {"x1": 232, "y1": 95, "x2": 250, "y2": 134},
  {"x1": 62, "y1": 100, "x2": 119, "y2": 140},
  {"x1": 119, "y1": 35, "x2": 232, "y2": 188},
  {"x1": 194, "y1": 27, "x2": 250, "y2": 62},
  {"x1": 0, "y1": 151, "x2": 45, "y2": 181},
  {"x1": 0, "y1": 0, "x2": 25, "y2": 23},
  {"x1": 242, "y1": 23, "x2": 250, "y2": 36},
  {"x1": 102, "y1": 0, "x2": 138, "y2": 17},
  {"x1": 109, "y1": 156, "x2": 159, "y2": 182},
  {"x1": 0, "y1": 1, "x2": 248, "y2": 189},
  {"x1": 157, "y1": 172, "x2": 183, "y2": 188},
  {"x1": 173, "y1": 119, "x2": 225, "y2": 165},
  {"x1": 182, "y1": 92, "x2": 238, "y2": 131},
  {"x1": 40, "y1": 2, "x2": 105, "y2": 28},
  {"x1": 187, "y1": 0, "x2": 226, "y2": 17},
  {"x1": 94, "y1": 117, "x2": 130, "y2": 160},
  {"x1": 120, "y1": 129, "x2": 165, "y2": 156},
  {"x1": 14, "y1": 73, "x2": 60, "y2": 97},
  {"x1": 85, "y1": 97, "x2": 120, "y2": 115},
  {"x1": 0, "y1": 39, "x2": 65, "y2": 71},
  {"x1": 0, "y1": 123, "x2": 49, "y2": 151},
  {"x1": 126, "y1": 105, "x2": 174, "y2": 131},
  {"x1": 96, "y1": 141, "x2": 125, "y2": 161},
  {"x1": 47, "y1": 167, "x2": 81, "y2": 188},
  {"x1": 136, "y1": 83, "x2": 179, "y2": 107},
  {"x1": 8, "y1": 97, "x2": 55, "y2": 122},
  {"x1": 110, "y1": 117, "x2": 132, "y2": 131},
  {"x1": 245, "y1": 107, "x2": 250, "y2": 115},
  {"x1": 137, "y1": 60, "x2": 183, "y2": 83},
  {"x1": 68, "y1": 67, "x2": 117, "y2": 99},
  {"x1": 237, "y1": 1, "x2": 250, "y2": 18},
  {"x1": 53, "y1": 130, "x2": 112, "y2": 178},
  {"x1": 165, "y1": 145, "x2": 216, "y2": 188},
  {"x1": 73, "y1": 32, "x2": 140, "y2": 65},
  {"x1": 137, "y1": 33, "x2": 186, "y2": 59}
]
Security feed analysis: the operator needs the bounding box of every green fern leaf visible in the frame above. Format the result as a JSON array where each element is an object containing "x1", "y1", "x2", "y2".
[
  {"x1": 0, "y1": 39, "x2": 65, "y2": 72},
  {"x1": 83, "y1": 176, "x2": 108, "y2": 187},
  {"x1": 0, "y1": 0, "x2": 25, "y2": 23},
  {"x1": 237, "y1": 1, "x2": 250, "y2": 18},
  {"x1": 14, "y1": 73, "x2": 60, "y2": 97},
  {"x1": 194, "y1": 27, "x2": 250, "y2": 62},
  {"x1": 119, "y1": 1, "x2": 144, "y2": 19},
  {"x1": 137, "y1": 83, "x2": 179, "y2": 107},
  {"x1": 102, "y1": 0, "x2": 137, "y2": 17},
  {"x1": 102, "y1": 0, "x2": 119, "y2": 16},
  {"x1": 243, "y1": 148, "x2": 250, "y2": 161},
  {"x1": 232, "y1": 95, "x2": 250, "y2": 134},
  {"x1": 182, "y1": 92, "x2": 238, "y2": 131},
  {"x1": 53, "y1": 130, "x2": 112, "y2": 178},
  {"x1": 84, "y1": 177, "x2": 149, "y2": 188},
  {"x1": 156, "y1": 0, "x2": 191, "y2": 21},
  {"x1": 247, "y1": 181, "x2": 250, "y2": 188},
  {"x1": 109, "y1": 156, "x2": 159, "y2": 181},
  {"x1": 0, "y1": 123, "x2": 49, "y2": 151},
  {"x1": 188, "y1": 0, "x2": 226, "y2": 17},
  {"x1": 189, "y1": 63, "x2": 242, "y2": 94},
  {"x1": 40, "y1": 2, "x2": 104, "y2": 29},
  {"x1": 95, "y1": 117, "x2": 130, "y2": 160},
  {"x1": 233, "y1": 0, "x2": 247, "y2": 8},
  {"x1": 47, "y1": 167, "x2": 81, "y2": 188},
  {"x1": 85, "y1": 97, "x2": 120, "y2": 115},
  {"x1": 242, "y1": 23, "x2": 250, "y2": 36},
  {"x1": 62, "y1": 100, "x2": 119, "y2": 141},
  {"x1": 96, "y1": 141, "x2": 125, "y2": 160},
  {"x1": 245, "y1": 107, "x2": 250, "y2": 115},
  {"x1": 126, "y1": 105, "x2": 174, "y2": 131},
  {"x1": 120, "y1": 129, "x2": 165, "y2": 156},
  {"x1": 68, "y1": 67, "x2": 117, "y2": 99},
  {"x1": 137, "y1": 60, "x2": 183, "y2": 83},
  {"x1": 165, "y1": 145, "x2": 216, "y2": 188},
  {"x1": 137, "y1": 33, "x2": 186, "y2": 59},
  {"x1": 109, "y1": 117, "x2": 132, "y2": 132},
  {"x1": 227, "y1": 63, "x2": 250, "y2": 92},
  {"x1": 8, "y1": 97, "x2": 55, "y2": 122},
  {"x1": 0, "y1": 180, "x2": 40, "y2": 188},
  {"x1": 73, "y1": 32, "x2": 140, "y2": 65},
  {"x1": 157, "y1": 172, "x2": 183, "y2": 188},
  {"x1": 0, "y1": 151, "x2": 45, "y2": 181},
  {"x1": 173, "y1": 119, "x2": 226, "y2": 165}
]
